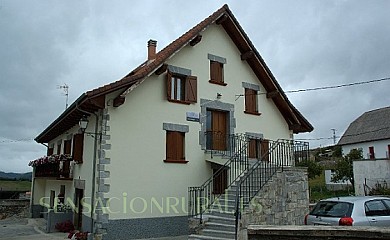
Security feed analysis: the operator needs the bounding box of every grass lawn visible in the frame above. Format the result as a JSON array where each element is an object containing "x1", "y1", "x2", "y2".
[
  {"x1": 309, "y1": 171, "x2": 352, "y2": 203},
  {"x1": 0, "y1": 180, "x2": 31, "y2": 191}
]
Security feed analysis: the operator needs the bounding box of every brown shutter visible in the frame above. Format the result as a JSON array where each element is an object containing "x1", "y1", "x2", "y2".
[
  {"x1": 72, "y1": 134, "x2": 84, "y2": 163},
  {"x1": 57, "y1": 144, "x2": 61, "y2": 155},
  {"x1": 166, "y1": 131, "x2": 174, "y2": 160},
  {"x1": 245, "y1": 88, "x2": 257, "y2": 113},
  {"x1": 64, "y1": 140, "x2": 72, "y2": 154},
  {"x1": 166, "y1": 131, "x2": 185, "y2": 161},
  {"x1": 185, "y1": 75, "x2": 197, "y2": 103},
  {"x1": 167, "y1": 71, "x2": 172, "y2": 100},
  {"x1": 261, "y1": 139, "x2": 269, "y2": 161},
  {"x1": 47, "y1": 147, "x2": 54, "y2": 156},
  {"x1": 248, "y1": 139, "x2": 256, "y2": 158},
  {"x1": 210, "y1": 61, "x2": 219, "y2": 82}
]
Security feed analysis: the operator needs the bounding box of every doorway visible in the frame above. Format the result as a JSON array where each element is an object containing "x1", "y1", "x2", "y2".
[
  {"x1": 74, "y1": 188, "x2": 83, "y2": 230},
  {"x1": 206, "y1": 110, "x2": 228, "y2": 151}
]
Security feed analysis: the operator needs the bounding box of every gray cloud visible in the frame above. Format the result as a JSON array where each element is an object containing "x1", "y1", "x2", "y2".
[{"x1": 0, "y1": 0, "x2": 389, "y2": 172}]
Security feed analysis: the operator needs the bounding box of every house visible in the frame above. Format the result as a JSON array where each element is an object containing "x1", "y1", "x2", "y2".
[
  {"x1": 30, "y1": 4, "x2": 313, "y2": 239},
  {"x1": 338, "y1": 106, "x2": 390, "y2": 196}
]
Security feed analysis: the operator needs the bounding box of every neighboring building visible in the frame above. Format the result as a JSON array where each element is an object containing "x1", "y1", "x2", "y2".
[
  {"x1": 338, "y1": 106, "x2": 390, "y2": 196},
  {"x1": 324, "y1": 169, "x2": 352, "y2": 191},
  {"x1": 30, "y1": 5, "x2": 313, "y2": 239}
]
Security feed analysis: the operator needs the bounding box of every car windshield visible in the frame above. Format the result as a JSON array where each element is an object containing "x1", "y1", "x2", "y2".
[{"x1": 310, "y1": 201, "x2": 353, "y2": 217}]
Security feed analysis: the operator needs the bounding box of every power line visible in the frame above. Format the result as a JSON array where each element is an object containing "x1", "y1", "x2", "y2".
[
  {"x1": 295, "y1": 127, "x2": 390, "y2": 141},
  {"x1": 235, "y1": 77, "x2": 390, "y2": 99},
  {"x1": 0, "y1": 138, "x2": 34, "y2": 144}
]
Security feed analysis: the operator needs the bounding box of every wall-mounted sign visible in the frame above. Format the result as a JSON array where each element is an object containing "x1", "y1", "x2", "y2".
[{"x1": 186, "y1": 112, "x2": 200, "y2": 122}]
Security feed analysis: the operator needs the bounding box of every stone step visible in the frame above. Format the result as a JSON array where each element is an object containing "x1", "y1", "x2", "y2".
[
  {"x1": 206, "y1": 214, "x2": 235, "y2": 225},
  {"x1": 188, "y1": 234, "x2": 234, "y2": 240},
  {"x1": 205, "y1": 222, "x2": 235, "y2": 232},
  {"x1": 201, "y1": 229, "x2": 236, "y2": 239}
]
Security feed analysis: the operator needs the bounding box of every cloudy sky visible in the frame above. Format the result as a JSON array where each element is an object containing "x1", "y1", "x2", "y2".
[{"x1": 1, "y1": 0, "x2": 389, "y2": 173}]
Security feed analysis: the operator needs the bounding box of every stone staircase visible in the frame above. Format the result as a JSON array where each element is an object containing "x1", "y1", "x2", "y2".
[{"x1": 189, "y1": 166, "x2": 276, "y2": 240}]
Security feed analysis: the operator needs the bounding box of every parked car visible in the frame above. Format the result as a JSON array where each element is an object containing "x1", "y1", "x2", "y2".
[{"x1": 305, "y1": 196, "x2": 390, "y2": 226}]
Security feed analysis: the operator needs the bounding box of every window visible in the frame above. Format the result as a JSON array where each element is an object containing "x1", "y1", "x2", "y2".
[
  {"x1": 72, "y1": 134, "x2": 84, "y2": 163},
  {"x1": 244, "y1": 88, "x2": 260, "y2": 115},
  {"x1": 365, "y1": 200, "x2": 389, "y2": 216},
  {"x1": 167, "y1": 71, "x2": 197, "y2": 104},
  {"x1": 209, "y1": 60, "x2": 226, "y2": 85},
  {"x1": 369, "y1": 146, "x2": 375, "y2": 159},
  {"x1": 58, "y1": 185, "x2": 65, "y2": 204},
  {"x1": 165, "y1": 131, "x2": 186, "y2": 163},
  {"x1": 387, "y1": 145, "x2": 390, "y2": 159},
  {"x1": 47, "y1": 147, "x2": 54, "y2": 156},
  {"x1": 248, "y1": 138, "x2": 261, "y2": 159},
  {"x1": 57, "y1": 143, "x2": 61, "y2": 155},
  {"x1": 64, "y1": 140, "x2": 71, "y2": 155}
]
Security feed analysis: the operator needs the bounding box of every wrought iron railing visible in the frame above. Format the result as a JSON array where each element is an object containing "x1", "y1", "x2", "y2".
[
  {"x1": 234, "y1": 139, "x2": 309, "y2": 238},
  {"x1": 34, "y1": 160, "x2": 73, "y2": 179},
  {"x1": 188, "y1": 133, "x2": 254, "y2": 220}
]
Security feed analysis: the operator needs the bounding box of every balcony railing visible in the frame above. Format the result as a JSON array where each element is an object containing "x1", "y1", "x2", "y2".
[{"x1": 29, "y1": 154, "x2": 73, "y2": 180}]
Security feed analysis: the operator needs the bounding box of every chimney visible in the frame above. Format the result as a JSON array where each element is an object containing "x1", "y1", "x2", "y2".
[{"x1": 147, "y1": 39, "x2": 157, "y2": 61}]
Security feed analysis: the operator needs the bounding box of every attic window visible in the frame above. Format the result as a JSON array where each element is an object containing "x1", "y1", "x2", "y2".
[
  {"x1": 208, "y1": 54, "x2": 227, "y2": 86},
  {"x1": 243, "y1": 82, "x2": 261, "y2": 116},
  {"x1": 166, "y1": 65, "x2": 197, "y2": 104}
]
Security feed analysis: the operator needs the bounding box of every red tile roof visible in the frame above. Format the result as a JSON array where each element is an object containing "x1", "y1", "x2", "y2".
[{"x1": 36, "y1": 4, "x2": 313, "y2": 143}]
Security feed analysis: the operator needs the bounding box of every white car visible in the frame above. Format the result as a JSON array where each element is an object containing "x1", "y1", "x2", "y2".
[{"x1": 305, "y1": 196, "x2": 390, "y2": 226}]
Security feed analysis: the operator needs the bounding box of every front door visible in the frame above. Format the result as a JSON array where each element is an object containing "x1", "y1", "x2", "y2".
[
  {"x1": 74, "y1": 188, "x2": 83, "y2": 230},
  {"x1": 213, "y1": 168, "x2": 228, "y2": 195},
  {"x1": 206, "y1": 110, "x2": 228, "y2": 151}
]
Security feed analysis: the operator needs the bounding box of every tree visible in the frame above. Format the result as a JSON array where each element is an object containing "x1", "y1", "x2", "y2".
[
  {"x1": 331, "y1": 148, "x2": 363, "y2": 187},
  {"x1": 296, "y1": 160, "x2": 323, "y2": 179}
]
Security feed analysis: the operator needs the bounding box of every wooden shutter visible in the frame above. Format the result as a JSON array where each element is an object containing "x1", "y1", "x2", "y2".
[
  {"x1": 47, "y1": 147, "x2": 54, "y2": 156},
  {"x1": 72, "y1": 134, "x2": 84, "y2": 163},
  {"x1": 245, "y1": 88, "x2": 257, "y2": 113},
  {"x1": 64, "y1": 140, "x2": 71, "y2": 154},
  {"x1": 166, "y1": 131, "x2": 185, "y2": 161},
  {"x1": 57, "y1": 144, "x2": 61, "y2": 155},
  {"x1": 248, "y1": 139, "x2": 256, "y2": 158},
  {"x1": 260, "y1": 139, "x2": 269, "y2": 161},
  {"x1": 185, "y1": 75, "x2": 197, "y2": 103},
  {"x1": 369, "y1": 146, "x2": 375, "y2": 159},
  {"x1": 210, "y1": 61, "x2": 220, "y2": 82},
  {"x1": 166, "y1": 71, "x2": 172, "y2": 100}
]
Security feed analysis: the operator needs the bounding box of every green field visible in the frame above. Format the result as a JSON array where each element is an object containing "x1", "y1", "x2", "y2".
[{"x1": 0, "y1": 180, "x2": 31, "y2": 191}]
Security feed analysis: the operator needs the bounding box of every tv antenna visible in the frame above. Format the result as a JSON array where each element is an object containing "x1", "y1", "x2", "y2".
[{"x1": 58, "y1": 84, "x2": 69, "y2": 109}]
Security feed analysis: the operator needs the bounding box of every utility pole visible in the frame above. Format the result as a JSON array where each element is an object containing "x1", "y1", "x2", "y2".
[
  {"x1": 331, "y1": 128, "x2": 337, "y2": 145},
  {"x1": 58, "y1": 84, "x2": 69, "y2": 109}
]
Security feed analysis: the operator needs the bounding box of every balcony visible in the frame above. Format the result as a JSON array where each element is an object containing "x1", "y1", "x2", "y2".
[{"x1": 29, "y1": 154, "x2": 73, "y2": 180}]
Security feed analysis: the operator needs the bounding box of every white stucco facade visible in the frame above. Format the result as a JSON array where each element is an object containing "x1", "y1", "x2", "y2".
[
  {"x1": 104, "y1": 23, "x2": 292, "y2": 220},
  {"x1": 341, "y1": 139, "x2": 390, "y2": 159}
]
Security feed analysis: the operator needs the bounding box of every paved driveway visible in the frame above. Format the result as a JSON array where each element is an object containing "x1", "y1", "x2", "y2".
[
  {"x1": 0, "y1": 218, "x2": 66, "y2": 240},
  {"x1": 0, "y1": 217, "x2": 188, "y2": 240}
]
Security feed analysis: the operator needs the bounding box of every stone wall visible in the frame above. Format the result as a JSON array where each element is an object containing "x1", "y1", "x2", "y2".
[{"x1": 239, "y1": 167, "x2": 309, "y2": 240}]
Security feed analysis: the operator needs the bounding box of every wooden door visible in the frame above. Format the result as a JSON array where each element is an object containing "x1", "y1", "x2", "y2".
[
  {"x1": 206, "y1": 110, "x2": 228, "y2": 150},
  {"x1": 213, "y1": 168, "x2": 228, "y2": 195}
]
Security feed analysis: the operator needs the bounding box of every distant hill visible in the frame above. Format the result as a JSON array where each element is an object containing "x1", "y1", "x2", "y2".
[{"x1": 0, "y1": 171, "x2": 32, "y2": 181}]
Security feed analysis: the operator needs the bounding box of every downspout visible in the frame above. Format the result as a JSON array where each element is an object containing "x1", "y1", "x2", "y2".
[
  {"x1": 75, "y1": 104, "x2": 100, "y2": 235},
  {"x1": 30, "y1": 143, "x2": 48, "y2": 217}
]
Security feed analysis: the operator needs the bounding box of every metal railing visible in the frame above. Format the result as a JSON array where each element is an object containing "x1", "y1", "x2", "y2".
[
  {"x1": 234, "y1": 139, "x2": 309, "y2": 238},
  {"x1": 188, "y1": 133, "x2": 254, "y2": 220}
]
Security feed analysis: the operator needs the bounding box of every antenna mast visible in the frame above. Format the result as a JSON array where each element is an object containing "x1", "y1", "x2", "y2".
[{"x1": 58, "y1": 84, "x2": 69, "y2": 109}]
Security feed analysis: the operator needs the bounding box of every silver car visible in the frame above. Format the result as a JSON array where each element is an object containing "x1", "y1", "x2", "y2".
[{"x1": 305, "y1": 196, "x2": 390, "y2": 226}]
